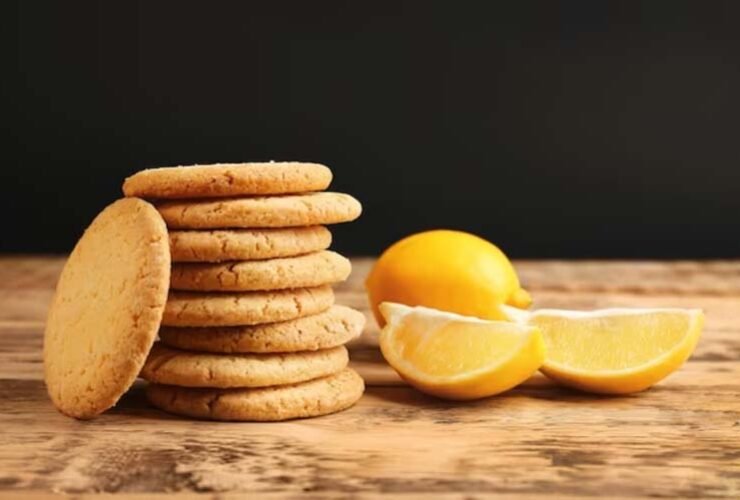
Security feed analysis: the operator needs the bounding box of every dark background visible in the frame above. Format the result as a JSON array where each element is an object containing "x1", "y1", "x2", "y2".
[{"x1": 7, "y1": 1, "x2": 740, "y2": 258}]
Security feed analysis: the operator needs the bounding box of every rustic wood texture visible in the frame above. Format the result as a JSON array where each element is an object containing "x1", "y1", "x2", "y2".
[{"x1": 1, "y1": 256, "x2": 739, "y2": 498}]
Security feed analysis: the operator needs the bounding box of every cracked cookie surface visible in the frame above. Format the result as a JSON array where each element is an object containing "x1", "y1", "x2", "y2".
[
  {"x1": 162, "y1": 285, "x2": 334, "y2": 327},
  {"x1": 146, "y1": 368, "x2": 364, "y2": 421},
  {"x1": 156, "y1": 192, "x2": 362, "y2": 229},
  {"x1": 169, "y1": 226, "x2": 332, "y2": 262},
  {"x1": 159, "y1": 305, "x2": 364, "y2": 353},
  {"x1": 170, "y1": 251, "x2": 351, "y2": 292},
  {"x1": 140, "y1": 342, "x2": 348, "y2": 388},
  {"x1": 44, "y1": 198, "x2": 171, "y2": 419},
  {"x1": 123, "y1": 162, "x2": 332, "y2": 199}
]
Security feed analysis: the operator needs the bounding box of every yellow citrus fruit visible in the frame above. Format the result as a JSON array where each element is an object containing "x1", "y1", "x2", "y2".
[
  {"x1": 378, "y1": 302, "x2": 545, "y2": 400},
  {"x1": 366, "y1": 230, "x2": 531, "y2": 327},
  {"x1": 503, "y1": 306, "x2": 704, "y2": 394}
]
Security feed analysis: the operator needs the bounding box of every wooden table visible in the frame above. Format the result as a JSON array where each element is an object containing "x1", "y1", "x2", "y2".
[{"x1": 1, "y1": 257, "x2": 739, "y2": 499}]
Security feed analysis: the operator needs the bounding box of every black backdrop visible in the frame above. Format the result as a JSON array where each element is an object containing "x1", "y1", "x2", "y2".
[{"x1": 7, "y1": 1, "x2": 740, "y2": 258}]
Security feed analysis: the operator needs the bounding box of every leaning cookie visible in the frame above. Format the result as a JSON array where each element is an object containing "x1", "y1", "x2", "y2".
[
  {"x1": 162, "y1": 285, "x2": 334, "y2": 327},
  {"x1": 44, "y1": 198, "x2": 170, "y2": 419},
  {"x1": 156, "y1": 192, "x2": 362, "y2": 229},
  {"x1": 170, "y1": 251, "x2": 351, "y2": 292},
  {"x1": 146, "y1": 368, "x2": 365, "y2": 421},
  {"x1": 169, "y1": 226, "x2": 332, "y2": 262},
  {"x1": 123, "y1": 162, "x2": 332, "y2": 199},
  {"x1": 159, "y1": 305, "x2": 365, "y2": 353},
  {"x1": 140, "y1": 343, "x2": 348, "y2": 388}
]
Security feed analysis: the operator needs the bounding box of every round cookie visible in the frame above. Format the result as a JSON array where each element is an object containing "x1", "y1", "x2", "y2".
[
  {"x1": 159, "y1": 305, "x2": 365, "y2": 353},
  {"x1": 162, "y1": 285, "x2": 334, "y2": 327},
  {"x1": 146, "y1": 368, "x2": 364, "y2": 421},
  {"x1": 170, "y1": 251, "x2": 351, "y2": 292},
  {"x1": 169, "y1": 226, "x2": 332, "y2": 262},
  {"x1": 44, "y1": 198, "x2": 170, "y2": 419},
  {"x1": 156, "y1": 192, "x2": 362, "y2": 229},
  {"x1": 140, "y1": 343, "x2": 348, "y2": 388},
  {"x1": 123, "y1": 162, "x2": 332, "y2": 199}
]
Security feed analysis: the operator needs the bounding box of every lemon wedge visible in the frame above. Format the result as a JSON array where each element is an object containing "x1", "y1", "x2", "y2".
[
  {"x1": 503, "y1": 306, "x2": 704, "y2": 394},
  {"x1": 378, "y1": 302, "x2": 545, "y2": 400}
]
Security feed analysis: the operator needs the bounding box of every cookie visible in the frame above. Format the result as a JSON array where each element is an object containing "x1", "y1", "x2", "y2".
[
  {"x1": 140, "y1": 342, "x2": 348, "y2": 388},
  {"x1": 44, "y1": 198, "x2": 170, "y2": 419},
  {"x1": 169, "y1": 226, "x2": 332, "y2": 262},
  {"x1": 159, "y1": 305, "x2": 365, "y2": 353},
  {"x1": 146, "y1": 368, "x2": 364, "y2": 421},
  {"x1": 170, "y1": 251, "x2": 351, "y2": 292},
  {"x1": 123, "y1": 162, "x2": 332, "y2": 199},
  {"x1": 156, "y1": 192, "x2": 362, "y2": 229},
  {"x1": 162, "y1": 285, "x2": 334, "y2": 327}
]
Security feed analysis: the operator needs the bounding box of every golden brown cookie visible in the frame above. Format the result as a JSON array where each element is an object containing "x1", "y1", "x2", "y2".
[
  {"x1": 170, "y1": 251, "x2": 351, "y2": 292},
  {"x1": 140, "y1": 342, "x2": 348, "y2": 388},
  {"x1": 169, "y1": 226, "x2": 332, "y2": 262},
  {"x1": 159, "y1": 305, "x2": 365, "y2": 353},
  {"x1": 162, "y1": 285, "x2": 334, "y2": 327},
  {"x1": 123, "y1": 162, "x2": 332, "y2": 199},
  {"x1": 156, "y1": 192, "x2": 362, "y2": 229},
  {"x1": 146, "y1": 368, "x2": 364, "y2": 421},
  {"x1": 43, "y1": 198, "x2": 170, "y2": 419}
]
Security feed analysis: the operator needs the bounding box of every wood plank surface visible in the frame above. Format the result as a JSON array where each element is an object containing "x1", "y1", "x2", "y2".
[{"x1": 1, "y1": 256, "x2": 739, "y2": 498}]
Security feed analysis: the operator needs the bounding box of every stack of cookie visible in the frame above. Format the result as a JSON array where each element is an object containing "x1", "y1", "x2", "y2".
[{"x1": 122, "y1": 162, "x2": 365, "y2": 421}]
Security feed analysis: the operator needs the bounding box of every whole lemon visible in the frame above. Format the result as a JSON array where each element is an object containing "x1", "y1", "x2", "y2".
[{"x1": 365, "y1": 230, "x2": 531, "y2": 326}]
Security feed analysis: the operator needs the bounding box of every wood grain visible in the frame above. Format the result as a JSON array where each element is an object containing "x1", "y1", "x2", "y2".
[{"x1": 1, "y1": 256, "x2": 739, "y2": 498}]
